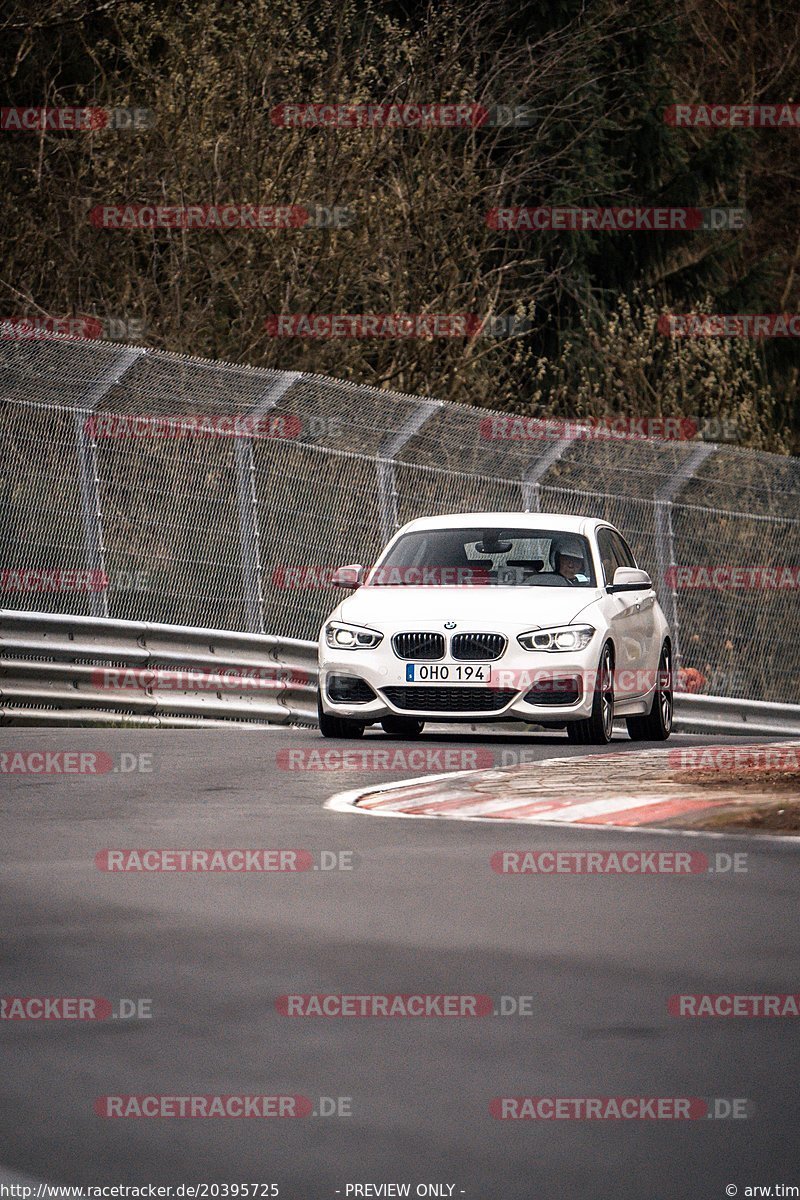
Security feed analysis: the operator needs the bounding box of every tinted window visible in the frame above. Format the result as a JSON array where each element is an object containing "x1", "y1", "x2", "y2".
[
  {"x1": 610, "y1": 531, "x2": 637, "y2": 569},
  {"x1": 596, "y1": 529, "x2": 621, "y2": 585},
  {"x1": 371, "y1": 527, "x2": 597, "y2": 587}
]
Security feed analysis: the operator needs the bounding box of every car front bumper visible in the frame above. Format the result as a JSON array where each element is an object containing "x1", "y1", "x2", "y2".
[{"x1": 318, "y1": 645, "x2": 602, "y2": 723}]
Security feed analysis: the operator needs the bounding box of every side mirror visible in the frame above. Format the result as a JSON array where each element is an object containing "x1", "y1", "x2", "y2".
[
  {"x1": 608, "y1": 567, "x2": 652, "y2": 594},
  {"x1": 331, "y1": 563, "x2": 364, "y2": 589}
]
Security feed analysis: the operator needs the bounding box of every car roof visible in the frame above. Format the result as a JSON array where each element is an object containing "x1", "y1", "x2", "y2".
[{"x1": 396, "y1": 512, "x2": 612, "y2": 536}]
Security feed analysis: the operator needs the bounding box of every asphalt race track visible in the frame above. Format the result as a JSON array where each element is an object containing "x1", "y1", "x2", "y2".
[{"x1": 1, "y1": 727, "x2": 798, "y2": 1199}]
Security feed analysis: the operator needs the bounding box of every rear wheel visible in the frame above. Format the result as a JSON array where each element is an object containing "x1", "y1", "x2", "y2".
[
  {"x1": 317, "y1": 690, "x2": 365, "y2": 739},
  {"x1": 566, "y1": 642, "x2": 615, "y2": 745},
  {"x1": 381, "y1": 717, "x2": 425, "y2": 738},
  {"x1": 626, "y1": 642, "x2": 673, "y2": 742}
]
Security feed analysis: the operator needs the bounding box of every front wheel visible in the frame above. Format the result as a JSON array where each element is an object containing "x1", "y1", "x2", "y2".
[
  {"x1": 381, "y1": 717, "x2": 425, "y2": 738},
  {"x1": 566, "y1": 642, "x2": 615, "y2": 745},
  {"x1": 626, "y1": 642, "x2": 673, "y2": 741},
  {"x1": 317, "y1": 690, "x2": 365, "y2": 739}
]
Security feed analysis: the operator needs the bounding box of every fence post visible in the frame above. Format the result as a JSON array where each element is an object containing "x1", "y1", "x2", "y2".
[
  {"x1": 235, "y1": 372, "x2": 302, "y2": 633},
  {"x1": 75, "y1": 346, "x2": 146, "y2": 618},
  {"x1": 376, "y1": 399, "x2": 443, "y2": 542}
]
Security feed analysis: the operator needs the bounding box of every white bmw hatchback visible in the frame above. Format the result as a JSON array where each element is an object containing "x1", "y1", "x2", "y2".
[{"x1": 317, "y1": 513, "x2": 673, "y2": 744}]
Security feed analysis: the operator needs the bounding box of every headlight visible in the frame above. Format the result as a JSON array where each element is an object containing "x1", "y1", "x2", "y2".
[
  {"x1": 517, "y1": 624, "x2": 595, "y2": 652},
  {"x1": 325, "y1": 620, "x2": 383, "y2": 650}
]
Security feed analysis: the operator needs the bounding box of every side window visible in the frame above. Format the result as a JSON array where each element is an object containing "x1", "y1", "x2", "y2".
[
  {"x1": 596, "y1": 529, "x2": 619, "y2": 585},
  {"x1": 610, "y1": 532, "x2": 636, "y2": 569}
]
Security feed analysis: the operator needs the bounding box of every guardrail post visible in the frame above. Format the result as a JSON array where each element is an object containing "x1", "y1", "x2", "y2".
[
  {"x1": 376, "y1": 400, "x2": 443, "y2": 542},
  {"x1": 235, "y1": 372, "x2": 302, "y2": 633},
  {"x1": 75, "y1": 346, "x2": 146, "y2": 617}
]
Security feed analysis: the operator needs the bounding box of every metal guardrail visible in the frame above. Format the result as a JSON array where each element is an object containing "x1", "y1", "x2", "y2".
[
  {"x1": 0, "y1": 609, "x2": 318, "y2": 727},
  {"x1": 670, "y1": 694, "x2": 800, "y2": 738},
  {"x1": 2, "y1": 610, "x2": 800, "y2": 735}
]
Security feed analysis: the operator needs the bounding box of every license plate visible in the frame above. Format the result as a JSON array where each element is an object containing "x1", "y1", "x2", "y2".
[{"x1": 405, "y1": 663, "x2": 491, "y2": 683}]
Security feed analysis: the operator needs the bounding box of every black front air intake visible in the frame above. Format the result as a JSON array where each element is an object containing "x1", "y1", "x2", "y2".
[
  {"x1": 326, "y1": 675, "x2": 377, "y2": 704},
  {"x1": 382, "y1": 686, "x2": 516, "y2": 713},
  {"x1": 524, "y1": 676, "x2": 582, "y2": 706}
]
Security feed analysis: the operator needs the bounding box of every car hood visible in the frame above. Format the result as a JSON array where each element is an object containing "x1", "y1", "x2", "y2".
[{"x1": 335, "y1": 585, "x2": 602, "y2": 630}]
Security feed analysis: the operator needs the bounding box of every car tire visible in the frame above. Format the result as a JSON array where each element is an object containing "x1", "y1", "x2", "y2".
[
  {"x1": 381, "y1": 717, "x2": 425, "y2": 738},
  {"x1": 626, "y1": 642, "x2": 673, "y2": 742},
  {"x1": 566, "y1": 723, "x2": 587, "y2": 745},
  {"x1": 317, "y1": 690, "x2": 366, "y2": 739},
  {"x1": 566, "y1": 641, "x2": 615, "y2": 745}
]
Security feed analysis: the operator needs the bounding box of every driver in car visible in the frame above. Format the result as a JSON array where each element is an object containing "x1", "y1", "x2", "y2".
[{"x1": 553, "y1": 536, "x2": 590, "y2": 585}]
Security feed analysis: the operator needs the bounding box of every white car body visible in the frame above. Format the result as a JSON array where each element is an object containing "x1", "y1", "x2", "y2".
[{"x1": 317, "y1": 512, "x2": 672, "y2": 741}]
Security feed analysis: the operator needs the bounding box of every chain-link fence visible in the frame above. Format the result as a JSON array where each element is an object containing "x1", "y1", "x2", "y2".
[{"x1": 1, "y1": 336, "x2": 798, "y2": 702}]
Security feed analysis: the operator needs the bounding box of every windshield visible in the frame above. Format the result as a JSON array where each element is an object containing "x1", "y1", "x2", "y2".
[{"x1": 368, "y1": 527, "x2": 597, "y2": 587}]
